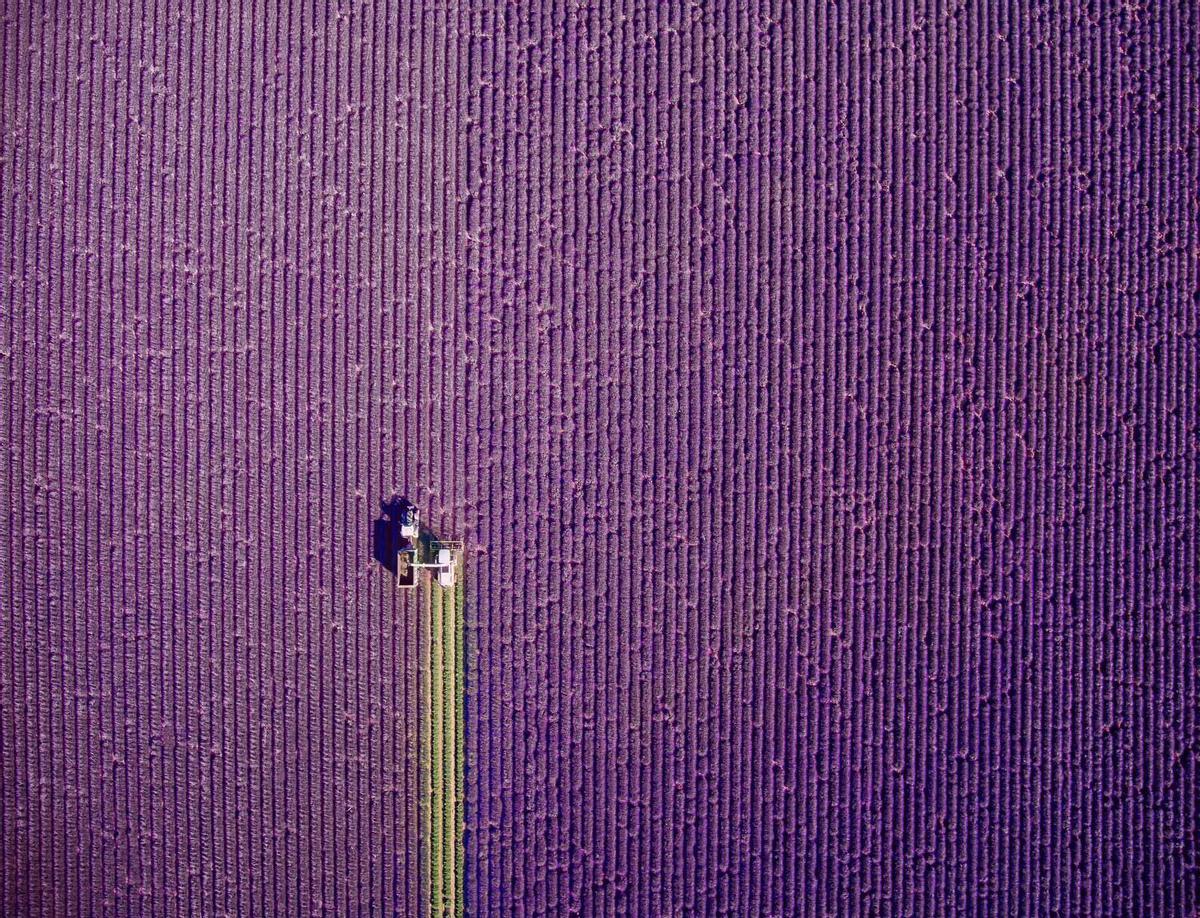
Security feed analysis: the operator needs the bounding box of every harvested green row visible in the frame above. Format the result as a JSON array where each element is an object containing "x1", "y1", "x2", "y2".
[{"x1": 424, "y1": 553, "x2": 464, "y2": 917}]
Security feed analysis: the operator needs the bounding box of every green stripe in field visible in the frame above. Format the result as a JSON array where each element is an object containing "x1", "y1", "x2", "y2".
[
  {"x1": 422, "y1": 550, "x2": 464, "y2": 917},
  {"x1": 454, "y1": 569, "x2": 465, "y2": 901}
]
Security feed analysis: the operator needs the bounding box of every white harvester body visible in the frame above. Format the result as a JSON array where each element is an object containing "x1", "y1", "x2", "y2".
[{"x1": 433, "y1": 542, "x2": 461, "y2": 589}]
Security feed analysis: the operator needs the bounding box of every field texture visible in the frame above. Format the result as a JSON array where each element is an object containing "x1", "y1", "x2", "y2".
[{"x1": 3, "y1": 0, "x2": 1200, "y2": 915}]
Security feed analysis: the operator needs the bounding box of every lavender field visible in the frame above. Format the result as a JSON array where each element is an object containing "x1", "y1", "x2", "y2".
[{"x1": 3, "y1": 0, "x2": 1199, "y2": 914}]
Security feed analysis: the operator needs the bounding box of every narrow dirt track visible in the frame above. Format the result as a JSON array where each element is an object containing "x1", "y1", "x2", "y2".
[{"x1": 2, "y1": 1, "x2": 1198, "y2": 915}]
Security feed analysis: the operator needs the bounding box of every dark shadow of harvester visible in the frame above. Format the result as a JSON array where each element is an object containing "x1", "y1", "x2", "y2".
[{"x1": 372, "y1": 496, "x2": 417, "y2": 576}]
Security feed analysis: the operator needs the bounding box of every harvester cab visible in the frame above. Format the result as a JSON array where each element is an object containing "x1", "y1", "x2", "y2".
[{"x1": 400, "y1": 503, "x2": 420, "y2": 540}]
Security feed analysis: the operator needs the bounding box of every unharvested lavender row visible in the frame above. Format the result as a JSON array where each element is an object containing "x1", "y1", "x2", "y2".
[
  {"x1": 461, "y1": 1, "x2": 1199, "y2": 914},
  {"x1": 1, "y1": 1, "x2": 469, "y2": 914}
]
